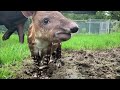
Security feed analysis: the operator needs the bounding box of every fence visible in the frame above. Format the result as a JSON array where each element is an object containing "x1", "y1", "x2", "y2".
[
  {"x1": 0, "y1": 19, "x2": 120, "y2": 34},
  {"x1": 74, "y1": 19, "x2": 120, "y2": 34}
]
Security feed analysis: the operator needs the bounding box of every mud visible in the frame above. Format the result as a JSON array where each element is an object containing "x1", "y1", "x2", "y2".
[{"x1": 15, "y1": 47, "x2": 120, "y2": 79}]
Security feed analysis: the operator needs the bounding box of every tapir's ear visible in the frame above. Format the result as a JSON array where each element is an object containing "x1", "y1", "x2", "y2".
[{"x1": 21, "y1": 11, "x2": 35, "y2": 18}]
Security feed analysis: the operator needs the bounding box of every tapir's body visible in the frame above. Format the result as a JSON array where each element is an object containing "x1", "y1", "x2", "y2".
[
  {"x1": 21, "y1": 11, "x2": 79, "y2": 75},
  {"x1": 0, "y1": 11, "x2": 27, "y2": 43}
]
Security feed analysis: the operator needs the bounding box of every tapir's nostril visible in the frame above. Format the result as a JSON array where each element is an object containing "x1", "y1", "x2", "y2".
[{"x1": 70, "y1": 26, "x2": 79, "y2": 33}]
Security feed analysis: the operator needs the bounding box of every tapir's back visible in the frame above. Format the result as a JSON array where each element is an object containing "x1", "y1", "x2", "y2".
[{"x1": 0, "y1": 11, "x2": 27, "y2": 25}]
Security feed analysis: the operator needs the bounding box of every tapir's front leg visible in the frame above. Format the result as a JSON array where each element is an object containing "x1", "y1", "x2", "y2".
[
  {"x1": 52, "y1": 43, "x2": 64, "y2": 67},
  {"x1": 41, "y1": 48, "x2": 51, "y2": 68},
  {"x1": 52, "y1": 43, "x2": 61, "y2": 61},
  {"x1": 29, "y1": 44, "x2": 41, "y2": 66},
  {"x1": 38, "y1": 48, "x2": 51, "y2": 76},
  {"x1": 17, "y1": 24, "x2": 25, "y2": 44},
  {"x1": 2, "y1": 26, "x2": 17, "y2": 41},
  {"x1": 28, "y1": 36, "x2": 42, "y2": 67},
  {"x1": 56, "y1": 43, "x2": 62, "y2": 60}
]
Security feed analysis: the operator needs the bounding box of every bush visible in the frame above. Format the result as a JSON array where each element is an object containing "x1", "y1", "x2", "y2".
[{"x1": 110, "y1": 20, "x2": 120, "y2": 32}]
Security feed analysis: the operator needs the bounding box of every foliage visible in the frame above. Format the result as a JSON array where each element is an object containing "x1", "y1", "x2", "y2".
[{"x1": 109, "y1": 11, "x2": 120, "y2": 21}]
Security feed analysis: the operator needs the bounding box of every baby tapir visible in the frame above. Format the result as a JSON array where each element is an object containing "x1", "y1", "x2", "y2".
[{"x1": 21, "y1": 11, "x2": 79, "y2": 71}]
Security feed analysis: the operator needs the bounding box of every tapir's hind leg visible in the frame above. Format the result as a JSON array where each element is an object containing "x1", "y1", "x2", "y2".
[
  {"x1": 17, "y1": 24, "x2": 25, "y2": 44},
  {"x1": 2, "y1": 25, "x2": 17, "y2": 41}
]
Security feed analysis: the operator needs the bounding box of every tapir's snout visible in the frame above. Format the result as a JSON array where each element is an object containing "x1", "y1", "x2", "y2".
[
  {"x1": 69, "y1": 22, "x2": 79, "y2": 33},
  {"x1": 54, "y1": 21, "x2": 79, "y2": 42},
  {"x1": 70, "y1": 26, "x2": 79, "y2": 33}
]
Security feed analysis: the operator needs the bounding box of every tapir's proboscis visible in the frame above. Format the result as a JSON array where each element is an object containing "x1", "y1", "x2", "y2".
[{"x1": 21, "y1": 11, "x2": 79, "y2": 76}]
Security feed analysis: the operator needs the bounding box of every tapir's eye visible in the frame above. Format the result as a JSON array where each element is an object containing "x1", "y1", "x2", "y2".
[{"x1": 43, "y1": 18, "x2": 50, "y2": 25}]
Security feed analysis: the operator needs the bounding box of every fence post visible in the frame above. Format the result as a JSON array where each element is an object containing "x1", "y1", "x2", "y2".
[
  {"x1": 108, "y1": 19, "x2": 110, "y2": 34},
  {"x1": 99, "y1": 21, "x2": 102, "y2": 34},
  {"x1": 88, "y1": 19, "x2": 91, "y2": 34}
]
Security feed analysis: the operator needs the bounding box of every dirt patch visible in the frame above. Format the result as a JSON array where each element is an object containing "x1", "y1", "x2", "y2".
[{"x1": 15, "y1": 47, "x2": 120, "y2": 79}]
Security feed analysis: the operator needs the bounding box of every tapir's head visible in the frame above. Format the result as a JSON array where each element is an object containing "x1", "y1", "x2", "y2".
[{"x1": 21, "y1": 11, "x2": 79, "y2": 42}]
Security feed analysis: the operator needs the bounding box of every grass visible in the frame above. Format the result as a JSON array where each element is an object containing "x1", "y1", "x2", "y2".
[
  {"x1": 0, "y1": 34, "x2": 30, "y2": 65},
  {"x1": 62, "y1": 32, "x2": 120, "y2": 50},
  {"x1": 0, "y1": 62, "x2": 22, "y2": 79},
  {"x1": 0, "y1": 34, "x2": 30, "y2": 78},
  {"x1": 1, "y1": 32, "x2": 120, "y2": 78}
]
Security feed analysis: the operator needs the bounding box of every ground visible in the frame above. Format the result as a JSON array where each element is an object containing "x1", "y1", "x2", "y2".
[{"x1": 14, "y1": 47, "x2": 120, "y2": 79}]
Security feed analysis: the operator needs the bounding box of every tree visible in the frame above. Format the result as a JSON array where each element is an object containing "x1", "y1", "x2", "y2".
[
  {"x1": 61, "y1": 11, "x2": 97, "y2": 14},
  {"x1": 109, "y1": 11, "x2": 120, "y2": 21},
  {"x1": 94, "y1": 11, "x2": 108, "y2": 19},
  {"x1": 62, "y1": 11, "x2": 109, "y2": 20}
]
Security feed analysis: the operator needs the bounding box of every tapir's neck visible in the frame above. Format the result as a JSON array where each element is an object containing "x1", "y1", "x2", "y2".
[{"x1": 35, "y1": 38, "x2": 49, "y2": 50}]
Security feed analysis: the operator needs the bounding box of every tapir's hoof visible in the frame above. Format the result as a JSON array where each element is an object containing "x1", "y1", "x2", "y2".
[
  {"x1": 38, "y1": 65, "x2": 48, "y2": 70},
  {"x1": 49, "y1": 60, "x2": 54, "y2": 64},
  {"x1": 2, "y1": 36, "x2": 9, "y2": 41},
  {"x1": 19, "y1": 41, "x2": 24, "y2": 44},
  {"x1": 55, "y1": 60, "x2": 64, "y2": 68}
]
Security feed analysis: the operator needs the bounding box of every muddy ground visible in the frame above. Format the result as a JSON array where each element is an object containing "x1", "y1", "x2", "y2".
[{"x1": 15, "y1": 47, "x2": 120, "y2": 79}]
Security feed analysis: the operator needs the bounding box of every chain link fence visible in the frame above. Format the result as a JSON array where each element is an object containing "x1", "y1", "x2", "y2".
[{"x1": 74, "y1": 19, "x2": 120, "y2": 34}]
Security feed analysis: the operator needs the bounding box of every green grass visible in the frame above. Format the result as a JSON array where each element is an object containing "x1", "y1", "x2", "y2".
[
  {"x1": 0, "y1": 34, "x2": 30, "y2": 65},
  {"x1": 0, "y1": 34, "x2": 30, "y2": 78},
  {"x1": 1, "y1": 32, "x2": 120, "y2": 78},
  {"x1": 0, "y1": 62, "x2": 22, "y2": 79},
  {"x1": 62, "y1": 32, "x2": 120, "y2": 50}
]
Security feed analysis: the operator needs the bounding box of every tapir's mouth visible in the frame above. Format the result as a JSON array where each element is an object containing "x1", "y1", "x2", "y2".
[{"x1": 55, "y1": 31, "x2": 71, "y2": 41}]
